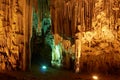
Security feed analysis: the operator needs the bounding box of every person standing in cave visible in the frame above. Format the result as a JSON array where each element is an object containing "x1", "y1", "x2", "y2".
[{"x1": 74, "y1": 25, "x2": 82, "y2": 73}]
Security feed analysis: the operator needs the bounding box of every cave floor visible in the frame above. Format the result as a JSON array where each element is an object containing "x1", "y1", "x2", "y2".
[{"x1": 0, "y1": 65, "x2": 120, "y2": 80}]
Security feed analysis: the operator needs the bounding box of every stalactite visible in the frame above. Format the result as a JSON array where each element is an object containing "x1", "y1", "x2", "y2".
[
  {"x1": 81, "y1": 0, "x2": 85, "y2": 32},
  {"x1": 50, "y1": 0, "x2": 120, "y2": 73}
]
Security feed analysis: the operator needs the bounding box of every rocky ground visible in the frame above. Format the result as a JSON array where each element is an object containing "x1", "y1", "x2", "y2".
[{"x1": 0, "y1": 64, "x2": 120, "y2": 80}]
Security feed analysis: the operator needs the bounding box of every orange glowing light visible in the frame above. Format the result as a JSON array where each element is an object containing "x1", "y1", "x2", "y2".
[{"x1": 92, "y1": 75, "x2": 98, "y2": 80}]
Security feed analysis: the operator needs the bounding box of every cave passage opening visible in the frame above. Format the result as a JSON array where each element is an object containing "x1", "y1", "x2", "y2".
[{"x1": 31, "y1": 0, "x2": 54, "y2": 69}]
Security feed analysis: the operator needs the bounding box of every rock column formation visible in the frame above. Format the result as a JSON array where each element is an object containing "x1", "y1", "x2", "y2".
[
  {"x1": 50, "y1": 0, "x2": 120, "y2": 72},
  {"x1": 0, "y1": 0, "x2": 32, "y2": 71}
]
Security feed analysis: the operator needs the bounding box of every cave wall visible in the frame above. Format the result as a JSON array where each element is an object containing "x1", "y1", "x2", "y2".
[
  {"x1": 0, "y1": 0, "x2": 32, "y2": 71},
  {"x1": 50, "y1": 0, "x2": 120, "y2": 72},
  {"x1": 50, "y1": 0, "x2": 120, "y2": 36}
]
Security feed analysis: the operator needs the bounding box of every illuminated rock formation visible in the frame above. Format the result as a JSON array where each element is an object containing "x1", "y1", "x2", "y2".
[
  {"x1": 50, "y1": 0, "x2": 120, "y2": 73},
  {"x1": 74, "y1": 25, "x2": 82, "y2": 72},
  {"x1": 0, "y1": 0, "x2": 120, "y2": 73},
  {"x1": 0, "y1": 0, "x2": 32, "y2": 71}
]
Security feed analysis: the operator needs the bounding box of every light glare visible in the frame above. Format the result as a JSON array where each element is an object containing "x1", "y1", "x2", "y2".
[
  {"x1": 92, "y1": 75, "x2": 98, "y2": 80},
  {"x1": 42, "y1": 65, "x2": 47, "y2": 70}
]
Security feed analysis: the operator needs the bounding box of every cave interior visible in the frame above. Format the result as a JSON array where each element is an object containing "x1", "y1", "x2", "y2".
[{"x1": 0, "y1": 0, "x2": 120, "y2": 74}]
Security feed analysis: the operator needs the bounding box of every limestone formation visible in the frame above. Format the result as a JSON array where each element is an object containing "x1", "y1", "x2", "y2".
[
  {"x1": 0, "y1": 0, "x2": 32, "y2": 71},
  {"x1": 50, "y1": 0, "x2": 120, "y2": 73},
  {"x1": 0, "y1": 0, "x2": 120, "y2": 73}
]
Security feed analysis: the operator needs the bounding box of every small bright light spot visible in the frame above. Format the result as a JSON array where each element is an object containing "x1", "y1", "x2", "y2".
[
  {"x1": 92, "y1": 75, "x2": 98, "y2": 80},
  {"x1": 42, "y1": 65, "x2": 47, "y2": 70},
  {"x1": 40, "y1": 65, "x2": 48, "y2": 73}
]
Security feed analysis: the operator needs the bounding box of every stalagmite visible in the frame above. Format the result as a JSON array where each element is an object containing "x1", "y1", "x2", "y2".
[
  {"x1": 75, "y1": 25, "x2": 82, "y2": 72},
  {"x1": 0, "y1": 0, "x2": 119, "y2": 73},
  {"x1": 50, "y1": 0, "x2": 120, "y2": 73}
]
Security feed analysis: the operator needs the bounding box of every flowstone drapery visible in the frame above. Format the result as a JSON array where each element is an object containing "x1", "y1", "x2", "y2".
[
  {"x1": 0, "y1": 0, "x2": 23, "y2": 70},
  {"x1": 50, "y1": 0, "x2": 120, "y2": 73},
  {"x1": 0, "y1": 0, "x2": 32, "y2": 71}
]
